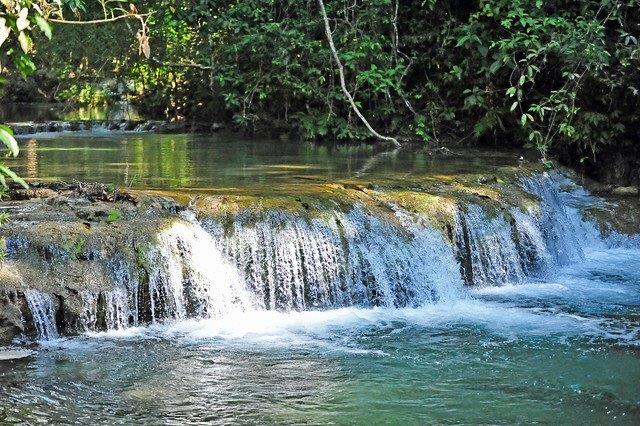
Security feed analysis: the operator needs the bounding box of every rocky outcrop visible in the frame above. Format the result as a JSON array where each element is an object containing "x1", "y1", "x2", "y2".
[
  {"x1": 8, "y1": 120, "x2": 158, "y2": 135},
  {"x1": 0, "y1": 182, "x2": 187, "y2": 343},
  {"x1": 7, "y1": 120, "x2": 226, "y2": 135}
]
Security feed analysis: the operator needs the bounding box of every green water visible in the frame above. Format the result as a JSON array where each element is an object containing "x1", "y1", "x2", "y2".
[{"x1": 8, "y1": 132, "x2": 529, "y2": 194}]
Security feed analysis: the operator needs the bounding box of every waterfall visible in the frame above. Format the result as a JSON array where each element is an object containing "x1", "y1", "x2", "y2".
[
  {"x1": 209, "y1": 205, "x2": 463, "y2": 310},
  {"x1": 520, "y1": 171, "x2": 602, "y2": 260},
  {"x1": 24, "y1": 290, "x2": 58, "y2": 340},
  {"x1": 17, "y1": 170, "x2": 635, "y2": 340},
  {"x1": 144, "y1": 221, "x2": 258, "y2": 321},
  {"x1": 454, "y1": 205, "x2": 527, "y2": 287},
  {"x1": 450, "y1": 171, "x2": 616, "y2": 287}
]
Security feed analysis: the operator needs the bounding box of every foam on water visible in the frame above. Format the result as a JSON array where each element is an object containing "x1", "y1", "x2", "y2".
[
  {"x1": 76, "y1": 292, "x2": 638, "y2": 351},
  {"x1": 472, "y1": 249, "x2": 640, "y2": 305}
]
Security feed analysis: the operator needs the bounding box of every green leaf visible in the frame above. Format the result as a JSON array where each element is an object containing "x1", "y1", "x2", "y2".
[
  {"x1": 510, "y1": 101, "x2": 518, "y2": 112},
  {"x1": 0, "y1": 128, "x2": 19, "y2": 157},
  {"x1": 0, "y1": 165, "x2": 28, "y2": 188},
  {"x1": 34, "y1": 15, "x2": 52, "y2": 40},
  {"x1": 489, "y1": 60, "x2": 502, "y2": 74},
  {"x1": 107, "y1": 209, "x2": 122, "y2": 224},
  {"x1": 11, "y1": 51, "x2": 36, "y2": 77}
]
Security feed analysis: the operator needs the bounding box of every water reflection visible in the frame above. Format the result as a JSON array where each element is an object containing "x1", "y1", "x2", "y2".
[{"x1": 7, "y1": 133, "x2": 528, "y2": 195}]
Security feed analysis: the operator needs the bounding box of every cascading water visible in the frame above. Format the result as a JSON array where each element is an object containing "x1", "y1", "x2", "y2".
[
  {"x1": 451, "y1": 171, "x2": 616, "y2": 287},
  {"x1": 5, "y1": 131, "x2": 639, "y2": 424},
  {"x1": 520, "y1": 171, "x2": 601, "y2": 259},
  {"x1": 454, "y1": 205, "x2": 528, "y2": 286},
  {"x1": 24, "y1": 290, "x2": 58, "y2": 340},
  {"x1": 17, "y1": 171, "x2": 636, "y2": 340},
  {"x1": 209, "y1": 205, "x2": 463, "y2": 311},
  {"x1": 144, "y1": 220, "x2": 257, "y2": 320}
]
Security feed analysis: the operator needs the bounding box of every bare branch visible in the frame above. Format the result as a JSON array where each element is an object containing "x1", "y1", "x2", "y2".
[
  {"x1": 317, "y1": 0, "x2": 400, "y2": 147},
  {"x1": 151, "y1": 57, "x2": 214, "y2": 70},
  {"x1": 49, "y1": 13, "x2": 151, "y2": 26}
]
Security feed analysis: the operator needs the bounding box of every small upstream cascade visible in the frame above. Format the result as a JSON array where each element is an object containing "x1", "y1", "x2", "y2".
[
  {"x1": 20, "y1": 172, "x2": 628, "y2": 340},
  {"x1": 9, "y1": 120, "x2": 159, "y2": 135}
]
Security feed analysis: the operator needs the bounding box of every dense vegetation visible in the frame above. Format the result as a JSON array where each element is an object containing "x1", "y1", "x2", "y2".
[{"x1": 1, "y1": 0, "x2": 640, "y2": 183}]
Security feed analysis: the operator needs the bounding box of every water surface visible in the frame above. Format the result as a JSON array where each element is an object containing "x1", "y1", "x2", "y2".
[
  {"x1": 1, "y1": 132, "x2": 639, "y2": 424},
  {"x1": 8, "y1": 132, "x2": 530, "y2": 194},
  {"x1": 1, "y1": 247, "x2": 639, "y2": 424}
]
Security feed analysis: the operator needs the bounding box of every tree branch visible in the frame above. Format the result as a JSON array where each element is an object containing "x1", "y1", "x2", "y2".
[
  {"x1": 317, "y1": 0, "x2": 400, "y2": 147},
  {"x1": 151, "y1": 57, "x2": 214, "y2": 70},
  {"x1": 49, "y1": 13, "x2": 150, "y2": 25}
]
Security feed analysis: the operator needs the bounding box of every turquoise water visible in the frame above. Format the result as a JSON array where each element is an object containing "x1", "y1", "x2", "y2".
[{"x1": 1, "y1": 248, "x2": 639, "y2": 424}]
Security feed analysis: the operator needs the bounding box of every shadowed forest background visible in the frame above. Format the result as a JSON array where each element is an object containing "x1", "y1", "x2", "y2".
[{"x1": 2, "y1": 0, "x2": 639, "y2": 184}]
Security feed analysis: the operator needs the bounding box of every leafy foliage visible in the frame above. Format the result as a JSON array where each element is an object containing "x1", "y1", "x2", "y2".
[
  {"x1": 1, "y1": 0, "x2": 147, "y2": 189},
  {"x1": 2, "y1": 0, "x2": 640, "y2": 178},
  {"x1": 0, "y1": 0, "x2": 54, "y2": 189}
]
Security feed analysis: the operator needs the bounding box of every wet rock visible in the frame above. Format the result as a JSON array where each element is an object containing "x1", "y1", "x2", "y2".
[
  {"x1": 155, "y1": 122, "x2": 188, "y2": 133},
  {"x1": 611, "y1": 186, "x2": 638, "y2": 196},
  {"x1": 0, "y1": 292, "x2": 24, "y2": 345},
  {"x1": 476, "y1": 175, "x2": 497, "y2": 185},
  {"x1": 0, "y1": 182, "x2": 190, "y2": 341},
  {"x1": 1, "y1": 167, "x2": 639, "y2": 343},
  {"x1": 7, "y1": 118, "x2": 236, "y2": 136},
  {"x1": 211, "y1": 122, "x2": 225, "y2": 132},
  {"x1": 0, "y1": 349, "x2": 34, "y2": 361}
]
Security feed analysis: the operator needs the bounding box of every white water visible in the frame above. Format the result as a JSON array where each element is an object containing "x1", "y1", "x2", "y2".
[
  {"x1": 20, "y1": 171, "x2": 640, "y2": 343},
  {"x1": 24, "y1": 290, "x2": 58, "y2": 340},
  {"x1": 12, "y1": 120, "x2": 155, "y2": 137},
  {"x1": 146, "y1": 221, "x2": 257, "y2": 320},
  {"x1": 61, "y1": 243, "x2": 639, "y2": 351},
  {"x1": 210, "y1": 205, "x2": 462, "y2": 311}
]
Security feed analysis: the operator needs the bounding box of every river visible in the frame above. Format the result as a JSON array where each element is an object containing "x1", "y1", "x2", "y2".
[{"x1": 0, "y1": 131, "x2": 638, "y2": 424}]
